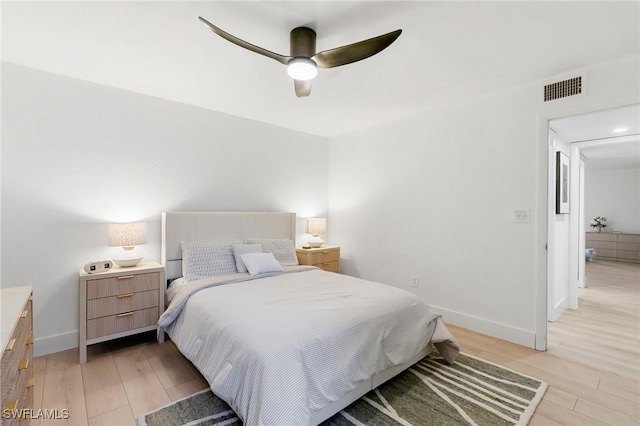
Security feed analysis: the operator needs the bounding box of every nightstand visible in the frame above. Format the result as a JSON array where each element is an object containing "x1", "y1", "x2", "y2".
[
  {"x1": 78, "y1": 261, "x2": 165, "y2": 363},
  {"x1": 296, "y1": 246, "x2": 340, "y2": 273}
]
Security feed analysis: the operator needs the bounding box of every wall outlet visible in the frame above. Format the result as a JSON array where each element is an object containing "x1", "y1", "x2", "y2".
[
  {"x1": 513, "y1": 209, "x2": 531, "y2": 223},
  {"x1": 411, "y1": 275, "x2": 419, "y2": 288}
]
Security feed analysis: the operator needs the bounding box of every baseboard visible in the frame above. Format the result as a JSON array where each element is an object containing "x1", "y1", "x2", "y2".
[
  {"x1": 549, "y1": 297, "x2": 568, "y2": 322},
  {"x1": 34, "y1": 331, "x2": 78, "y2": 357},
  {"x1": 429, "y1": 304, "x2": 536, "y2": 349}
]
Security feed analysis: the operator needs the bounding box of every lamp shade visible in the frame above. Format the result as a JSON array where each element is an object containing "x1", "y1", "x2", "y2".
[
  {"x1": 108, "y1": 222, "x2": 147, "y2": 249},
  {"x1": 306, "y1": 218, "x2": 326, "y2": 236}
]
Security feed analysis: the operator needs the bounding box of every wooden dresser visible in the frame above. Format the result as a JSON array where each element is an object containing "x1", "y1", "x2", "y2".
[
  {"x1": 586, "y1": 232, "x2": 640, "y2": 263},
  {"x1": 78, "y1": 262, "x2": 165, "y2": 363},
  {"x1": 296, "y1": 246, "x2": 340, "y2": 273},
  {"x1": 1, "y1": 286, "x2": 34, "y2": 425}
]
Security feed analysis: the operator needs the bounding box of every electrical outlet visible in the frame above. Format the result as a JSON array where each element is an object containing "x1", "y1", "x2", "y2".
[
  {"x1": 411, "y1": 275, "x2": 419, "y2": 288},
  {"x1": 513, "y1": 209, "x2": 531, "y2": 223}
]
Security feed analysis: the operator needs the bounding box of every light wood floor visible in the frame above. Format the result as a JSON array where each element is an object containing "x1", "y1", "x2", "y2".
[{"x1": 29, "y1": 260, "x2": 639, "y2": 425}]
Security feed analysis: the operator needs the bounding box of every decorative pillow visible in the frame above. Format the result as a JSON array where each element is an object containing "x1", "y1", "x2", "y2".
[
  {"x1": 181, "y1": 241, "x2": 240, "y2": 281},
  {"x1": 241, "y1": 252, "x2": 284, "y2": 276},
  {"x1": 246, "y1": 238, "x2": 299, "y2": 266},
  {"x1": 232, "y1": 244, "x2": 262, "y2": 273}
]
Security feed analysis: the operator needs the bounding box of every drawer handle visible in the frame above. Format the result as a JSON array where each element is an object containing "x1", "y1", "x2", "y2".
[
  {"x1": 5, "y1": 338, "x2": 16, "y2": 351},
  {"x1": 117, "y1": 293, "x2": 135, "y2": 298},
  {"x1": 117, "y1": 275, "x2": 135, "y2": 280},
  {"x1": 27, "y1": 377, "x2": 36, "y2": 388},
  {"x1": 21, "y1": 310, "x2": 28, "y2": 318},
  {"x1": 18, "y1": 358, "x2": 29, "y2": 370},
  {"x1": 322, "y1": 251, "x2": 330, "y2": 254},
  {"x1": 4, "y1": 400, "x2": 17, "y2": 411},
  {"x1": 26, "y1": 335, "x2": 34, "y2": 345},
  {"x1": 323, "y1": 262, "x2": 331, "y2": 265},
  {"x1": 117, "y1": 311, "x2": 134, "y2": 317}
]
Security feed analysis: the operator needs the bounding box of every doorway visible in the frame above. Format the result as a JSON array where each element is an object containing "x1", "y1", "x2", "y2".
[{"x1": 546, "y1": 104, "x2": 640, "y2": 328}]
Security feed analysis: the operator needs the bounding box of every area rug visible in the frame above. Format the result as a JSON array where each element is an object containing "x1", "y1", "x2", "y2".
[{"x1": 138, "y1": 353, "x2": 547, "y2": 426}]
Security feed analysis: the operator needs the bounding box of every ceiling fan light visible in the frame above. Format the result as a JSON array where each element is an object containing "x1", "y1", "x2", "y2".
[{"x1": 287, "y1": 58, "x2": 317, "y2": 81}]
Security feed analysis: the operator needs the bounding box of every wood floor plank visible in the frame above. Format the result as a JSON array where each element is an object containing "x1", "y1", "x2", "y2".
[
  {"x1": 140, "y1": 339, "x2": 197, "y2": 390},
  {"x1": 29, "y1": 355, "x2": 47, "y2": 426},
  {"x1": 165, "y1": 377, "x2": 209, "y2": 402},
  {"x1": 81, "y1": 352, "x2": 129, "y2": 418},
  {"x1": 112, "y1": 346, "x2": 171, "y2": 419},
  {"x1": 574, "y1": 398, "x2": 640, "y2": 424},
  {"x1": 535, "y1": 399, "x2": 608, "y2": 426},
  {"x1": 87, "y1": 405, "x2": 135, "y2": 426},
  {"x1": 40, "y1": 364, "x2": 87, "y2": 426}
]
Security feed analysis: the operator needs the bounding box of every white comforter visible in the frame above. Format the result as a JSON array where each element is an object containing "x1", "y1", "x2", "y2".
[{"x1": 159, "y1": 267, "x2": 459, "y2": 426}]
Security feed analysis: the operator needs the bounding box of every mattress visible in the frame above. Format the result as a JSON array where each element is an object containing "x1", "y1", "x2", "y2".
[{"x1": 159, "y1": 266, "x2": 459, "y2": 425}]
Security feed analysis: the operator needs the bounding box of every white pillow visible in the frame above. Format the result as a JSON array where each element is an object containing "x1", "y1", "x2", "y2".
[
  {"x1": 181, "y1": 241, "x2": 240, "y2": 281},
  {"x1": 232, "y1": 244, "x2": 262, "y2": 273},
  {"x1": 246, "y1": 238, "x2": 299, "y2": 266},
  {"x1": 241, "y1": 253, "x2": 284, "y2": 276}
]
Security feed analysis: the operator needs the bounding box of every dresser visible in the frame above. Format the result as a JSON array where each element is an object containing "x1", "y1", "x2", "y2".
[
  {"x1": 78, "y1": 262, "x2": 165, "y2": 363},
  {"x1": 1, "y1": 286, "x2": 34, "y2": 425},
  {"x1": 296, "y1": 246, "x2": 340, "y2": 273},
  {"x1": 586, "y1": 232, "x2": 640, "y2": 263}
]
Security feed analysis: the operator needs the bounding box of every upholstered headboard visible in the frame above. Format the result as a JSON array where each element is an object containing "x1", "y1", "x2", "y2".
[{"x1": 161, "y1": 211, "x2": 296, "y2": 280}]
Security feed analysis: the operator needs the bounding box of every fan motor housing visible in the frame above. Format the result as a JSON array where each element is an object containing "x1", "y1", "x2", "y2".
[{"x1": 290, "y1": 27, "x2": 317, "y2": 57}]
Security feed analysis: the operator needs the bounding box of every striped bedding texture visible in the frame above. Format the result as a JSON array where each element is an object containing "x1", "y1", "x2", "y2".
[{"x1": 160, "y1": 267, "x2": 460, "y2": 426}]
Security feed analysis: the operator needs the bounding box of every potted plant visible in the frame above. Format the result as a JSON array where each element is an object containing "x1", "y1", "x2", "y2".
[{"x1": 590, "y1": 216, "x2": 607, "y2": 233}]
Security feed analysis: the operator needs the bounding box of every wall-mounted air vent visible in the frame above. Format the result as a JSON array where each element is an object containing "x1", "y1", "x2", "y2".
[{"x1": 543, "y1": 76, "x2": 583, "y2": 102}]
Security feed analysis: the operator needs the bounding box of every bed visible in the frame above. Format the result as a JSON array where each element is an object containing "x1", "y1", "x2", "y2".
[{"x1": 158, "y1": 211, "x2": 460, "y2": 426}]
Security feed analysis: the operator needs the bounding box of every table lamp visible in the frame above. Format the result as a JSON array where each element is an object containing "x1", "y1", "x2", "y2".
[{"x1": 108, "y1": 222, "x2": 147, "y2": 267}]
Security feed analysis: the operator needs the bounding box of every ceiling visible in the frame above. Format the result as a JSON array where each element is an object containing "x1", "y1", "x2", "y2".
[
  {"x1": 2, "y1": 1, "x2": 639, "y2": 137},
  {"x1": 551, "y1": 104, "x2": 640, "y2": 171}
]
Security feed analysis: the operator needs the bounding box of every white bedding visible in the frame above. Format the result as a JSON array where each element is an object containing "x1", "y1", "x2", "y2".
[{"x1": 159, "y1": 267, "x2": 459, "y2": 426}]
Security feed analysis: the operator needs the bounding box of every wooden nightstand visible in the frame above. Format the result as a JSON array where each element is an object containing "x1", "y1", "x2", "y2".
[
  {"x1": 296, "y1": 246, "x2": 340, "y2": 273},
  {"x1": 78, "y1": 261, "x2": 165, "y2": 363}
]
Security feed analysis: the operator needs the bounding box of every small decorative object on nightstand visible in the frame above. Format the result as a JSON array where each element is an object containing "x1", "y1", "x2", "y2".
[
  {"x1": 78, "y1": 261, "x2": 165, "y2": 363},
  {"x1": 296, "y1": 246, "x2": 340, "y2": 273}
]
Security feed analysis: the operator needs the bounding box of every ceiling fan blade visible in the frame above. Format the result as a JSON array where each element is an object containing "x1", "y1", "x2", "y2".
[
  {"x1": 312, "y1": 29, "x2": 402, "y2": 69},
  {"x1": 199, "y1": 17, "x2": 291, "y2": 66},
  {"x1": 294, "y1": 79, "x2": 312, "y2": 98}
]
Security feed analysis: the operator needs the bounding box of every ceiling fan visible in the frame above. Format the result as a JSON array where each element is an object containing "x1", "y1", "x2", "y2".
[{"x1": 198, "y1": 17, "x2": 402, "y2": 98}]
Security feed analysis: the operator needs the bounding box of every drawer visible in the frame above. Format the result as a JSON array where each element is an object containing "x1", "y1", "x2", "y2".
[
  {"x1": 617, "y1": 242, "x2": 640, "y2": 252},
  {"x1": 586, "y1": 233, "x2": 617, "y2": 242},
  {"x1": 588, "y1": 241, "x2": 616, "y2": 250},
  {"x1": 308, "y1": 249, "x2": 339, "y2": 265},
  {"x1": 87, "y1": 290, "x2": 159, "y2": 320},
  {"x1": 2, "y1": 303, "x2": 32, "y2": 402},
  {"x1": 315, "y1": 261, "x2": 339, "y2": 273},
  {"x1": 87, "y1": 272, "x2": 160, "y2": 299},
  {"x1": 617, "y1": 250, "x2": 640, "y2": 261},
  {"x1": 86, "y1": 307, "x2": 159, "y2": 340},
  {"x1": 618, "y1": 234, "x2": 640, "y2": 244}
]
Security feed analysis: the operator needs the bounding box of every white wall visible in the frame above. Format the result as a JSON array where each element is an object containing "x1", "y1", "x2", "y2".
[
  {"x1": 329, "y1": 85, "x2": 540, "y2": 347},
  {"x1": 584, "y1": 167, "x2": 640, "y2": 234},
  {"x1": 329, "y1": 55, "x2": 640, "y2": 348},
  {"x1": 1, "y1": 62, "x2": 329, "y2": 356}
]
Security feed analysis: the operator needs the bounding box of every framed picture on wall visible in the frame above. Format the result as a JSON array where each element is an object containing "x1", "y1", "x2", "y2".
[{"x1": 556, "y1": 151, "x2": 570, "y2": 214}]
